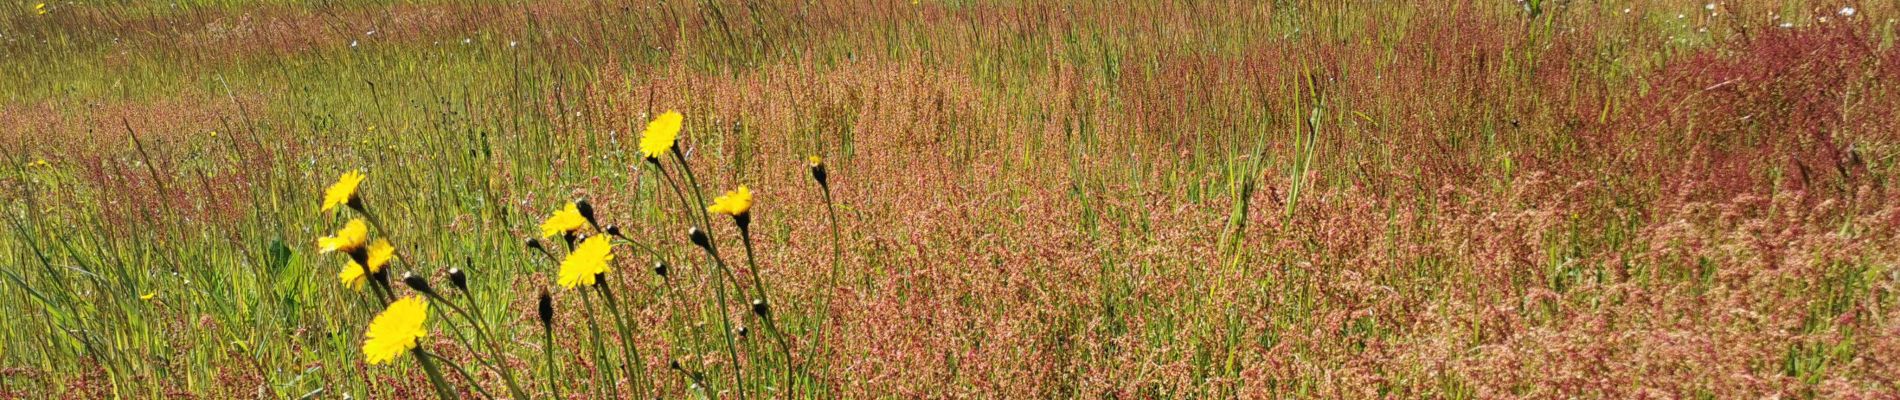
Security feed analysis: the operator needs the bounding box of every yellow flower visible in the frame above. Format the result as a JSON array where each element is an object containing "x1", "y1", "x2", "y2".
[
  {"x1": 338, "y1": 263, "x2": 367, "y2": 291},
  {"x1": 318, "y1": 219, "x2": 370, "y2": 253},
  {"x1": 539, "y1": 202, "x2": 588, "y2": 238},
  {"x1": 807, "y1": 155, "x2": 823, "y2": 167},
  {"x1": 339, "y1": 239, "x2": 395, "y2": 291},
  {"x1": 638, "y1": 111, "x2": 683, "y2": 159},
  {"x1": 362, "y1": 296, "x2": 429, "y2": 365},
  {"x1": 557, "y1": 235, "x2": 614, "y2": 289},
  {"x1": 34, "y1": 3, "x2": 46, "y2": 15},
  {"x1": 706, "y1": 185, "x2": 754, "y2": 216},
  {"x1": 321, "y1": 170, "x2": 366, "y2": 213},
  {"x1": 139, "y1": 292, "x2": 156, "y2": 301}
]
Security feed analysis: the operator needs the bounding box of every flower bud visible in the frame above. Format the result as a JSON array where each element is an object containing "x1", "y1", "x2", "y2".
[
  {"x1": 750, "y1": 299, "x2": 770, "y2": 318},
  {"x1": 525, "y1": 237, "x2": 544, "y2": 250},
  {"x1": 537, "y1": 290, "x2": 554, "y2": 329},
  {"x1": 688, "y1": 227, "x2": 710, "y2": 249},
  {"x1": 574, "y1": 198, "x2": 599, "y2": 228},
  {"x1": 736, "y1": 325, "x2": 749, "y2": 338},
  {"x1": 401, "y1": 272, "x2": 436, "y2": 297},
  {"x1": 653, "y1": 261, "x2": 669, "y2": 278},
  {"x1": 808, "y1": 156, "x2": 828, "y2": 187},
  {"x1": 447, "y1": 268, "x2": 467, "y2": 292},
  {"x1": 604, "y1": 224, "x2": 623, "y2": 237}
]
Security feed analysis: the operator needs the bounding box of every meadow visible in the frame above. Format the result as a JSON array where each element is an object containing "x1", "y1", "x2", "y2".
[{"x1": 3, "y1": 0, "x2": 1899, "y2": 398}]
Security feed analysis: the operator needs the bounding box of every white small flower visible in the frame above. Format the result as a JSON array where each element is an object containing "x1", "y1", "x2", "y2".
[
  {"x1": 1779, "y1": 22, "x2": 1794, "y2": 28},
  {"x1": 462, "y1": 38, "x2": 472, "y2": 44},
  {"x1": 1677, "y1": 14, "x2": 1686, "y2": 19},
  {"x1": 350, "y1": 40, "x2": 358, "y2": 48},
  {"x1": 1622, "y1": 8, "x2": 1631, "y2": 13},
  {"x1": 1838, "y1": 7, "x2": 1855, "y2": 17},
  {"x1": 1704, "y1": 3, "x2": 1715, "y2": 11},
  {"x1": 509, "y1": 41, "x2": 519, "y2": 48}
]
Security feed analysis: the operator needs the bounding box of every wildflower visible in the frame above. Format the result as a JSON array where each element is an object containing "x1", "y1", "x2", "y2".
[
  {"x1": 556, "y1": 235, "x2": 614, "y2": 289},
  {"x1": 34, "y1": 3, "x2": 46, "y2": 15},
  {"x1": 639, "y1": 111, "x2": 684, "y2": 159},
  {"x1": 27, "y1": 159, "x2": 49, "y2": 168},
  {"x1": 337, "y1": 240, "x2": 393, "y2": 291},
  {"x1": 362, "y1": 296, "x2": 429, "y2": 365},
  {"x1": 536, "y1": 291, "x2": 554, "y2": 328},
  {"x1": 338, "y1": 263, "x2": 368, "y2": 291},
  {"x1": 706, "y1": 185, "x2": 754, "y2": 217},
  {"x1": 321, "y1": 170, "x2": 366, "y2": 213},
  {"x1": 688, "y1": 227, "x2": 711, "y2": 249},
  {"x1": 808, "y1": 156, "x2": 828, "y2": 187},
  {"x1": 751, "y1": 299, "x2": 770, "y2": 317},
  {"x1": 573, "y1": 199, "x2": 600, "y2": 228},
  {"x1": 447, "y1": 268, "x2": 467, "y2": 291},
  {"x1": 402, "y1": 272, "x2": 437, "y2": 297},
  {"x1": 318, "y1": 219, "x2": 370, "y2": 254},
  {"x1": 140, "y1": 292, "x2": 156, "y2": 301},
  {"x1": 1840, "y1": 7, "x2": 1856, "y2": 17},
  {"x1": 540, "y1": 202, "x2": 589, "y2": 239}
]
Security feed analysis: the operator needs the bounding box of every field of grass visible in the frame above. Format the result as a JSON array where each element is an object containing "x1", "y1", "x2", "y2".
[{"x1": 4, "y1": 0, "x2": 1900, "y2": 398}]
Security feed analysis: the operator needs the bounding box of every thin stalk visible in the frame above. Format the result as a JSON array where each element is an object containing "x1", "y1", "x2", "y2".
[
  {"x1": 578, "y1": 290, "x2": 620, "y2": 399},
  {"x1": 739, "y1": 223, "x2": 796, "y2": 393},
  {"x1": 597, "y1": 276, "x2": 652, "y2": 396},
  {"x1": 413, "y1": 349, "x2": 460, "y2": 400},
  {"x1": 541, "y1": 320, "x2": 564, "y2": 400},
  {"x1": 427, "y1": 291, "x2": 531, "y2": 400},
  {"x1": 418, "y1": 350, "x2": 497, "y2": 400}
]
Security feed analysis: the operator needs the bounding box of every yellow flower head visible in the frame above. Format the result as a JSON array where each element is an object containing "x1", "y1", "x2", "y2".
[
  {"x1": 706, "y1": 185, "x2": 754, "y2": 216},
  {"x1": 338, "y1": 262, "x2": 367, "y2": 291},
  {"x1": 321, "y1": 170, "x2": 366, "y2": 213},
  {"x1": 35, "y1": 3, "x2": 47, "y2": 15},
  {"x1": 807, "y1": 155, "x2": 823, "y2": 167},
  {"x1": 638, "y1": 111, "x2": 683, "y2": 159},
  {"x1": 339, "y1": 239, "x2": 395, "y2": 291},
  {"x1": 539, "y1": 202, "x2": 588, "y2": 238},
  {"x1": 557, "y1": 235, "x2": 614, "y2": 289},
  {"x1": 362, "y1": 296, "x2": 429, "y2": 365},
  {"x1": 139, "y1": 292, "x2": 156, "y2": 301},
  {"x1": 318, "y1": 219, "x2": 370, "y2": 254}
]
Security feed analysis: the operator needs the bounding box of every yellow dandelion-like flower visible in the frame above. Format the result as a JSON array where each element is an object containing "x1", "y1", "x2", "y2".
[
  {"x1": 318, "y1": 219, "x2": 370, "y2": 253},
  {"x1": 807, "y1": 155, "x2": 823, "y2": 167},
  {"x1": 364, "y1": 239, "x2": 394, "y2": 272},
  {"x1": 139, "y1": 292, "x2": 156, "y2": 301},
  {"x1": 539, "y1": 202, "x2": 588, "y2": 238},
  {"x1": 339, "y1": 239, "x2": 395, "y2": 291},
  {"x1": 706, "y1": 185, "x2": 754, "y2": 216},
  {"x1": 557, "y1": 235, "x2": 614, "y2": 289},
  {"x1": 338, "y1": 262, "x2": 367, "y2": 291},
  {"x1": 321, "y1": 170, "x2": 366, "y2": 213},
  {"x1": 638, "y1": 111, "x2": 683, "y2": 159},
  {"x1": 362, "y1": 296, "x2": 429, "y2": 365},
  {"x1": 35, "y1": 3, "x2": 47, "y2": 15}
]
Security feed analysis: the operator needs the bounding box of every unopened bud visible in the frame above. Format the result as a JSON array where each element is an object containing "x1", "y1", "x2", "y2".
[
  {"x1": 401, "y1": 272, "x2": 436, "y2": 297},
  {"x1": 653, "y1": 261, "x2": 669, "y2": 278},
  {"x1": 537, "y1": 291, "x2": 554, "y2": 328},
  {"x1": 808, "y1": 156, "x2": 828, "y2": 187},
  {"x1": 604, "y1": 224, "x2": 623, "y2": 237},
  {"x1": 447, "y1": 268, "x2": 467, "y2": 291},
  {"x1": 525, "y1": 237, "x2": 544, "y2": 250},
  {"x1": 750, "y1": 299, "x2": 770, "y2": 317},
  {"x1": 688, "y1": 227, "x2": 710, "y2": 249},
  {"x1": 575, "y1": 199, "x2": 599, "y2": 228}
]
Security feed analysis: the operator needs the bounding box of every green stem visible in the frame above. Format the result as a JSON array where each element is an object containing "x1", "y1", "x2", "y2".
[
  {"x1": 739, "y1": 223, "x2": 796, "y2": 394},
  {"x1": 542, "y1": 321, "x2": 564, "y2": 400},
  {"x1": 418, "y1": 350, "x2": 496, "y2": 400},
  {"x1": 598, "y1": 277, "x2": 652, "y2": 396},
  {"x1": 413, "y1": 349, "x2": 459, "y2": 400},
  {"x1": 579, "y1": 290, "x2": 620, "y2": 399}
]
